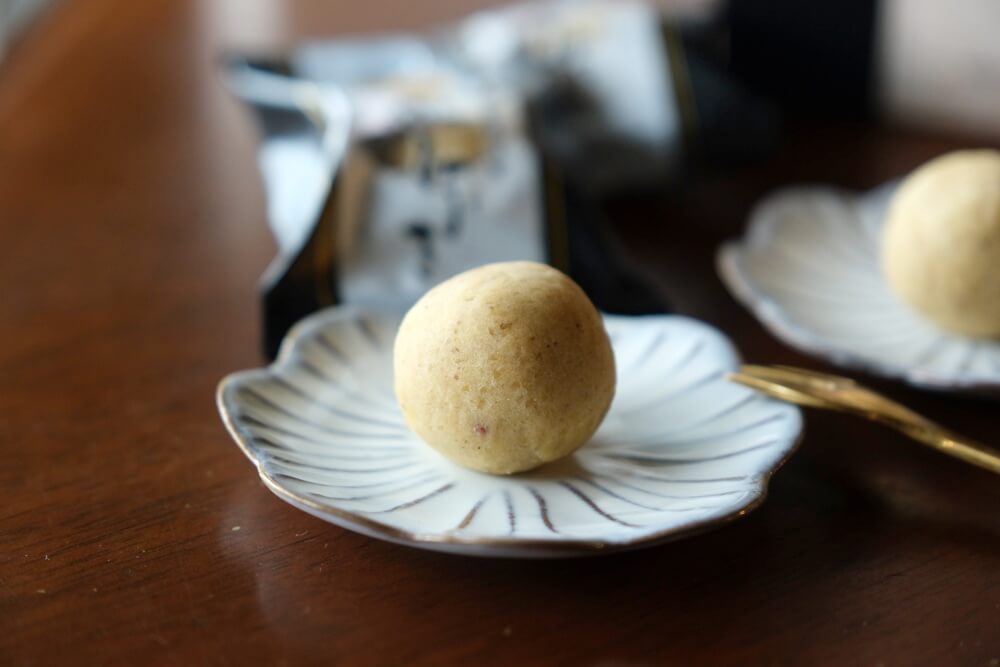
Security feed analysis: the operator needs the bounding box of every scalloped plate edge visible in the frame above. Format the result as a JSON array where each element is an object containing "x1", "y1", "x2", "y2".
[{"x1": 217, "y1": 305, "x2": 805, "y2": 558}]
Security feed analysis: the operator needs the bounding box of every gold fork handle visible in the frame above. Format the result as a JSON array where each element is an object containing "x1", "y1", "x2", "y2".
[
  {"x1": 728, "y1": 370, "x2": 1000, "y2": 476},
  {"x1": 895, "y1": 421, "x2": 1000, "y2": 475}
]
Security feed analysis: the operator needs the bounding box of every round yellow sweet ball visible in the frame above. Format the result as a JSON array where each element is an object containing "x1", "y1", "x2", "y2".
[
  {"x1": 882, "y1": 149, "x2": 1000, "y2": 337},
  {"x1": 393, "y1": 261, "x2": 616, "y2": 474}
]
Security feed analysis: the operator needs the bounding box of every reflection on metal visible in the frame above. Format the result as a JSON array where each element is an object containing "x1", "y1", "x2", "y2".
[
  {"x1": 364, "y1": 124, "x2": 489, "y2": 170},
  {"x1": 225, "y1": 2, "x2": 705, "y2": 358},
  {"x1": 228, "y1": 59, "x2": 553, "y2": 358}
]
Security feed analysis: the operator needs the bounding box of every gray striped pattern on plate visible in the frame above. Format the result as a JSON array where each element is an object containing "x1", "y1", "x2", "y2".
[{"x1": 218, "y1": 306, "x2": 802, "y2": 557}]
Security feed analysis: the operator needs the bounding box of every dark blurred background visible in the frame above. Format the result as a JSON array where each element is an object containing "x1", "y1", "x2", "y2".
[{"x1": 6, "y1": 0, "x2": 998, "y2": 132}]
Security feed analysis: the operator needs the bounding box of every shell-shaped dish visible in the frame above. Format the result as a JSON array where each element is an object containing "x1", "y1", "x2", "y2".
[
  {"x1": 217, "y1": 306, "x2": 802, "y2": 557},
  {"x1": 718, "y1": 184, "x2": 1000, "y2": 395}
]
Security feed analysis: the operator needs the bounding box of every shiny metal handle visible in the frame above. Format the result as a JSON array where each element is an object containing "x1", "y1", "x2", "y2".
[
  {"x1": 894, "y1": 419, "x2": 1000, "y2": 475},
  {"x1": 729, "y1": 367, "x2": 1000, "y2": 476}
]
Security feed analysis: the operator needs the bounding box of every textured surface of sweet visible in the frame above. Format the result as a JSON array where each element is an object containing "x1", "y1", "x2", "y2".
[
  {"x1": 394, "y1": 262, "x2": 616, "y2": 473},
  {"x1": 883, "y1": 149, "x2": 1000, "y2": 337}
]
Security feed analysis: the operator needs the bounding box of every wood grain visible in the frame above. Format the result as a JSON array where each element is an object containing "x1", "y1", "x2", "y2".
[{"x1": 1, "y1": 1, "x2": 998, "y2": 665}]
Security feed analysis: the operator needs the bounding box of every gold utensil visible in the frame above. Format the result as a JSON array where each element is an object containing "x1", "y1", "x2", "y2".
[{"x1": 728, "y1": 365, "x2": 1000, "y2": 475}]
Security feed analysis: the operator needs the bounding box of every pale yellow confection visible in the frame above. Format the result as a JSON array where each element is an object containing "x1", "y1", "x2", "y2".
[
  {"x1": 882, "y1": 149, "x2": 1000, "y2": 337},
  {"x1": 393, "y1": 261, "x2": 616, "y2": 474}
]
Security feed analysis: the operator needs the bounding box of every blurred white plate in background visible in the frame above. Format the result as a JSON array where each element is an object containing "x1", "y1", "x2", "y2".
[{"x1": 718, "y1": 184, "x2": 1000, "y2": 395}]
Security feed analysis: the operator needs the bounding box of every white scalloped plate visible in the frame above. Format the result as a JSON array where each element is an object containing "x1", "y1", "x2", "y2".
[
  {"x1": 718, "y1": 184, "x2": 1000, "y2": 396},
  {"x1": 217, "y1": 306, "x2": 802, "y2": 557}
]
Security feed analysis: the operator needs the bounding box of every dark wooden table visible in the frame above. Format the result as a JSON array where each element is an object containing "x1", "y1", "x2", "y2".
[{"x1": 2, "y1": 1, "x2": 998, "y2": 665}]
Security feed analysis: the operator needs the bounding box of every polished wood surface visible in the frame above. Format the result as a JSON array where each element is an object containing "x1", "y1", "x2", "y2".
[{"x1": 2, "y1": 2, "x2": 998, "y2": 665}]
